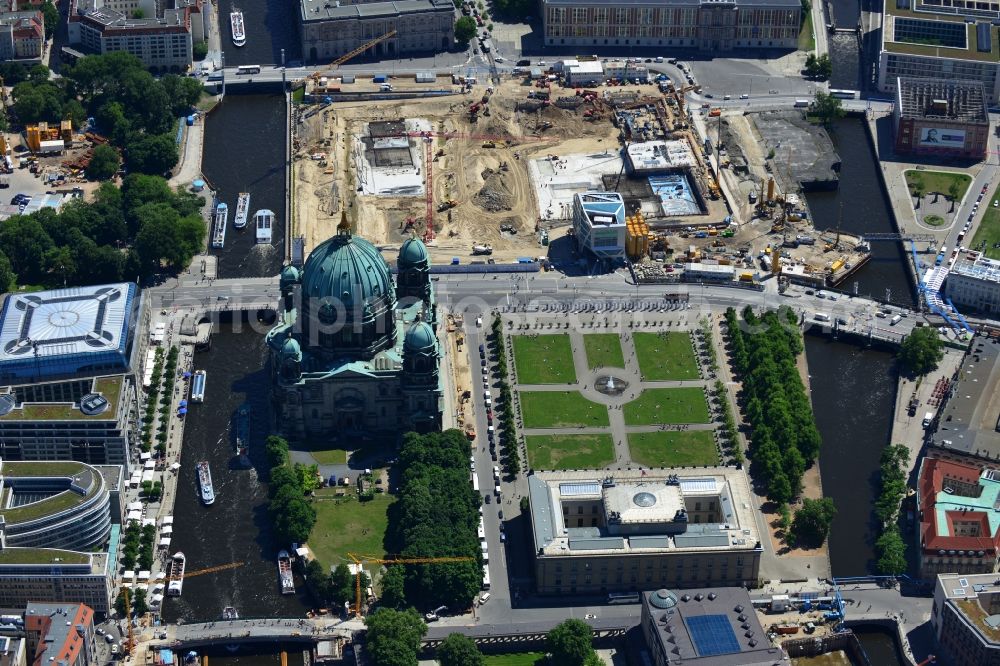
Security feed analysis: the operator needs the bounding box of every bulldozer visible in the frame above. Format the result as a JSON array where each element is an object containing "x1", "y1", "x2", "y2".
[{"x1": 437, "y1": 199, "x2": 458, "y2": 212}]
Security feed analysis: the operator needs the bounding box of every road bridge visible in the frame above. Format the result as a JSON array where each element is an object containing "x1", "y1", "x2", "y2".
[{"x1": 145, "y1": 618, "x2": 354, "y2": 651}]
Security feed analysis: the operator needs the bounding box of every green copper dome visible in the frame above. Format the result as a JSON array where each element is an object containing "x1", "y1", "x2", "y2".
[
  {"x1": 301, "y1": 232, "x2": 394, "y2": 307},
  {"x1": 280, "y1": 336, "x2": 301, "y2": 358},
  {"x1": 404, "y1": 321, "x2": 436, "y2": 352},
  {"x1": 398, "y1": 237, "x2": 429, "y2": 269}
]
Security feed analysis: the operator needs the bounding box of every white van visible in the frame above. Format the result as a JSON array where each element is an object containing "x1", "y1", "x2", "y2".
[
  {"x1": 813, "y1": 313, "x2": 831, "y2": 322},
  {"x1": 479, "y1": 592, "x2": 491, "y2": 604},
  {"x1": 890, "y1": 314, "x2": 902, "y2": 325}
]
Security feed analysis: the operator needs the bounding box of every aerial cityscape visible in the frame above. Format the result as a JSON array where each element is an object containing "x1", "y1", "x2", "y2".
[{"x1": 0, "y1": 0, "x2": 998, "y2": 664}]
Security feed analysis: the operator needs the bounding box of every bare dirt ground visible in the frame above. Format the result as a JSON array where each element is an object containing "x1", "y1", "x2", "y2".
[{"x1": 292, "y1": 80, "x2": 620, "y2": 264}]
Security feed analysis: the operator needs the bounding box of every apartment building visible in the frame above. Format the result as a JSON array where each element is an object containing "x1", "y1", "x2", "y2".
[
  {"x1": 24, "y1": 604, "x2": 96, "y2": 666},
  {"x1": 68, "y1": 0, "x2": 195, "y2": 71},
  {"x1": 945, "y1": 250, "x2": 1000, "y2": 314},
  {"x1": 541, "y1": 0, "x2": 800, "y2": 51},
  {"x1": 0, "y1": 11, "x2": 42, "y2": 61},
  {"x1": 932, "y1": 572, "x2": 1000, "y2": 664}
]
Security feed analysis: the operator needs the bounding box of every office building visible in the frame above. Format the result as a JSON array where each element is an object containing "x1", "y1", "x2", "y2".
[
  {"x1": 931, "y1": 572, "x2": 1000, "y2": 664},
  {"x1": 267, "y1": 221, "x2": 443, "y2": 436},
  {"x1": 299, "y1": 0, "x2": 454, "y2": 63},
  {"x1": 917, "y1": 456, "x2": 1000, "y2": 579},
  {"x1": 893, "y1": 77, "x2": 990, "y2": 160},
  {"x1": 24, "y1": 604, "x2": 95, "y2": 666},
  {"x1": 931, "y1": 335, "x2": 1000, "y2": 462},
  {"x1": 0, "y1": 11, "x2": 43, "y2": 61},
  {"x1": 68, "y1": 0, "x2": 196, "y2": 71},
  {"x1": 0, "y1": 283, "x2": 147, "y2": 471},
  {"x1": 640, "y1": 587, "x2": 788, "y2": 665},
  {"x1": 878, "y1": 0, "x2": 1000, "y2": 103},
  {"x1": 572, "y1": 192, "x2": 627, "y2": 261},
  {"x1": 946, "y1": 250, "x2": 1000, "y2": 315},
  {"x1": 541, "y1": 0, "x2": 800, "y2": 51},
  {"x1": 528, "y1": 469, "x2": 762, "y2": 595},
  {"x1": 0, "y1": 636, "x2": 25, "y2": 666}
]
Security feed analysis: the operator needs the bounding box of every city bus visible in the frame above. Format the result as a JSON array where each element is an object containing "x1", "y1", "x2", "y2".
[
  {"x1": 236, "y1": 65, "x2": 262, "y2": 76},
  {"x1": 829, "y1": 89, "x2": 858, "y2": 99},
  {"x1": 607, "y1": 592, "x2": 641, "y2": 604}
]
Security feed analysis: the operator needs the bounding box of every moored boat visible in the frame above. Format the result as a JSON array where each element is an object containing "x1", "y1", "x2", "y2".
[
  {"x1": 197, "y1": 461, "x2": 215, "y2": 505},
  {"x1": 230, "y1": 8, "x2": 246, "y2": 47},
  {"x1": 167, "y1": 552, "x2": 186, "y2": 596},
  {"x1": 255, "y1": 209, "x2": 274, "y2": 244},
  {"x1": 277, "y1": 550, "x2": 294, "y2": 594},
  {"x1": 234, "y1": 192, "x2": 250, "y2": 228},
  {"x1": 235, "y1": 403, "x2": 250, "y2": 457},
  {"x1": 211, "y1": 203, "x2": 228, "y2": 249},
  {"x1": 191, "y1": 370, "x2": 206, "y2": 403}
]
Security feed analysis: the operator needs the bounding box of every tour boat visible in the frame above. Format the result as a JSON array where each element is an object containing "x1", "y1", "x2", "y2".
[
  {"x1": 234, "y1": 192, "x2": 250, "y2": 228},
  {"x1": 167, "y1": 552, "x2": 186, "y2": 596},
  {"x1": 277, "y1": 550, "x2": 295, "y2": 594},
  {"x1": 211, "y1": 203, "x2": 228, "y2": 249},
  {"x1": 230, "y1": 9, "x2": 246, "y2": 47},
  {"x1": 255, "y1": 208, "x2": 274, "y2": 244},
  {"x1": 197, "y1": 461, "x2": 215, "y2": 505}
]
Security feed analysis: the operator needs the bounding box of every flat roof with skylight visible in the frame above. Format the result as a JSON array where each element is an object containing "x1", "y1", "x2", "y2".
[{"x1": 896, "y1": 77, "x2": 990, "y2": 122}]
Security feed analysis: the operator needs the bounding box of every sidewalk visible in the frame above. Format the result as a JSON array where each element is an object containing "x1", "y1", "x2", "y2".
[{"x1": 170, "y1": 118, "x2": 205, "y2": 188}]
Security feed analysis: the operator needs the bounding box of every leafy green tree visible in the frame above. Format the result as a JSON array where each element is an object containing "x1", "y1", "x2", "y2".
[
  {"x1": 265, "y1": 435, "x2": 290, "y2": 469},
  {"x1": 898, "y1": 326, "x2": 944, "y2": 377},
  {"x1": 11, "y1": 81, "x2": 64, "y2": 123},
  {"x1": 876, "y1": 527, "x2": 908, "y2": 575},
  {"x1": 329, "y1": 563, "x2": 354, "y2": 606},
  {"x1": 0, "y1": 251, "x2": 16, "y2": 293},
  {"x1": 193, "y1": 41, "x2": 209, "y2": 61},
  {"x1": 547, "y1": 619, "x2": 596, "y2": 666},
  {"x1": 910, "y1": 176, "x2": 925, "y2": 209},
  {"x1": 126, "y1": 133, "x2": 178, "y2": 175},
  {"x1": 365, "y1": 608, "x2": 427, "y2": 666},
  {"x1": 40, "y1": 1, "x2": 59, "y2": 37},
  {"x1": 791, "y1": 497, "x2": 836, "y2": 547},
  {"x1": 86, "y1": 144, "x2": 120, "y2": 181},
  {"x1": 816, "y1": 54, "x2": 832, "y2": 79},
  {"x1": 268, "y1": 465, "x2": 298, "y2": 494},
  {"x1": 948, "y1": 181, "x2": 961, "y2": 213},
  {"x1": 294, "y1": 462, "x2": 322, "y2": 491},
  {"x1": 160, "y1": 74, "x2": 203, "y2": 116},
  {"x1": 132, "y1": 588, "x2": 149, "y2": 615},
  {"x1": 812, "y1": 91, "x2": 844, "y2": 126},
  {"x1": 269, "y1": 484, "x2": 316, "y2": 544},
  {"x1": 379, "y1": 565, "x2": 407, "y2": 609},
  {"x1": 304, "y1": 559, "x2": 333, "y2": 604},
  {"x1": 804, "y1": 53, "x2": 818, "y2": 77},
  {"x1": 436, "y1": 633, "x2": 484, "y2": 666},
  {"x1": 454, "y1": 16, "x2": 477, "y2": 46},
  {"x1": 0, "y1": 62, "x2": 28, "y2": 85},
  {"x1": 0, "y1": 215, "x2": 55, "y2": 284},
  {"x1": 96, "y1": 101, "x2": 132, "y2": 145}
]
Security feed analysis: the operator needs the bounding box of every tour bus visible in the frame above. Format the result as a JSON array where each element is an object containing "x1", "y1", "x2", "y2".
[
  {"x1": 829, "y1": 89, "x2": 858, "y2": 99},
  {"x1": 236, "y1": 65, "x2": 262, "y2": 76},
  {"x1": 482, "y1": 565, "x2": 491, "y2": 590},
  {"x1": 607, "y1": 592, "x2": 641, "y2": 604}
]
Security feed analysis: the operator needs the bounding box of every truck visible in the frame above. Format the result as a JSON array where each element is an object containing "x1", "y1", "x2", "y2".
[
  {"x1": 794, "y1": 99, "x2": 809, "y2": 108},
  {"x1": 472, "y1": 244, "x2": 493, "y2": 255},
  {"x1": 922, "y1": 411, "x2": 935, "y2": 428}
]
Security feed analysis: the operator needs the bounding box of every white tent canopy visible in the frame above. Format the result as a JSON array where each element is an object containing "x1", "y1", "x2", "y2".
[
  {"x1": 126, "y1": 510, "x2": 142, "y2": 522},
  {"x1": 158, "y1": 537, "x2": 171, "y2": 548},
  {"x1": 139, "y1": 452, "x2": 152, "y2": 461},
  {"x1": 161, "y1": 525, "x2": 173, "y2": 535},
  {"x1": 169, "y1": 463, "x2": 181, "y2": 471},
  {"x1": 144, "y1": 460, "x2": 155, "y2": 470},
  {"x1": 138, "y1": 570, "x2": 151, "y2": 581},
  {"x1": 161, "y1": 515, "x2": 174, "y2": 525}
]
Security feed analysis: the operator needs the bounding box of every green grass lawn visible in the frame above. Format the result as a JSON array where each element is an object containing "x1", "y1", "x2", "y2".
[
  {"x1": 512, "y1": 334, "x2": 577, "y2": 384},
  {"x1": 905, "y1": 170, "x2": 972, "y2": 202},
  {"x1": 520, "y1": 391, "x2": 610, "y2": 428},
  {"x1": 484, "y1": 654, "x2": 546, "y2": 666},
  {"x1": 798, "y1": 11, "x2": 815, "y2": 51},
  {"x1": 526, "y1": 434, "x2": 615, "y2": 470},
  {"x1": 309, "y1": 491, "x2": 393, "y2": 569},
  {"x1": 583, "y1": 334, "x2": 625, "y2": 369},
  {"x1": 628, "y1": 431, "x2": 719, "y2": 467},
  {"x1": 970, "y1": 184, "x2": 1000, "y2": 259},
  {"x1": 624, "y1": 388, "x2": 711, "y2": 425},
  {"x1": 633, "y1": 332, "x2": 700, "y2": 381}
]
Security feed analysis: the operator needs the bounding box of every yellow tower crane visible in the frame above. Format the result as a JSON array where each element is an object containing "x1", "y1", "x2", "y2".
[
  {"x1": 347, "y1": 553, "x2": 474, "y2": 616},
  {"x1": 307, "y1": 31, "x2": 398, "y2": 82}
]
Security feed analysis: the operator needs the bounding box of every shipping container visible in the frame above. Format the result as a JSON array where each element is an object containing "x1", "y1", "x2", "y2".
[
  {"x1": 373, "y1": 74, "x2": 389, "y2": 83},
  {"x1": 415, "y1": 72, "x2": 435, "y2": 83}
]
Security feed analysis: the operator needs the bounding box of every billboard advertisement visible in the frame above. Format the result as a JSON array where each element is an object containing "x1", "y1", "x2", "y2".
[{"x1": 919, "y1": 127, "x2": 966, "y2": 148}]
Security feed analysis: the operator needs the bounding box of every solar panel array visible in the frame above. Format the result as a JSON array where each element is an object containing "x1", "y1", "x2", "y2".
[{"x1": 686, "y1": 614, "x2": 740, "y2": 657}]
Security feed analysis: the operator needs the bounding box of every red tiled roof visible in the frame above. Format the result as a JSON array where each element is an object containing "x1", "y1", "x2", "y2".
[{"x1": 919, "y1": 458, "x2": 1000, "y2": 554}]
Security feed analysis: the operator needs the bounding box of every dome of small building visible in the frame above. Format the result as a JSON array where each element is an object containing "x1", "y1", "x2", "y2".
[
  {"x1": 649, "y1": 589, "x2": 678, "y2": 609},
  {"x1": 398, "y1": 237, "x2": 429, "y2": 269},
  {"x1": 404, "y1": 321, "x2": 436, "y2": 352},
  {"x1": 280, "y1": 336, "x2": 301, "y2": 358},
  {"x1": 280, "y1": 265, "x2": 300, "y2": 283},
  {"x1": 301, "y1": 231, "x2": 394, "y2": 309}
]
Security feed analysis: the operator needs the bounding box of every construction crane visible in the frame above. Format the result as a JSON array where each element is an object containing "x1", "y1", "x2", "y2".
[
  {"x1": 422, "y1": 137, "x2": 434, "y2": 242},
  {"x1": 308, "y1": 30, "x2": 397, "y2": 81},
  {"x1": 165, "y1": 561, "x2": 245, "y2": 581},
  {"x1": 347, "y1": 553, "x2": 474, "y2": 616}
]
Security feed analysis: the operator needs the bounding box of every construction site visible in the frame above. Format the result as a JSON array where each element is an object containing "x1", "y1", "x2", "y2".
[{"x1": 290, "y1": 52, "x2": 870, "y2": 286}]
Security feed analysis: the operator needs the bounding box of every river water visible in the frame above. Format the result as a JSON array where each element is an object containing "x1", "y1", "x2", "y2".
[
  {"x1": 805, "y1": 336, "x2": 898, "y2": 576},
  {"x1": 219, "y1": 0, "x2": 302, "y2": 67},
  {"x1": 202, "y1": 94, "x2": 287, "y2": 279},
  {"x1": 160, "y1": 324, "x2": 309, "y2": 624},
  {"x1": 804, "y1": 118, "x2": 917, "y2": 308}
]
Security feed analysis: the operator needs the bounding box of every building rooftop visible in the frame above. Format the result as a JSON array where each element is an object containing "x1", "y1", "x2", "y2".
[
  {"x1": 0, "y1": 460, "x2": 102, "y2": 525},
  {"x1": 575, "y1": 192, "x2": 626, "y2": 227},
  {"x1": 642, "y1": 587, "x2": 787, "y2": 665},
  {"x1": 934, "y1": 333, "x2": 1000, "y2": 459},
  {"x1": 952, "y1": 250, "x2": 1000, "y2": 284},
  {"x1": 0, "y1": 283, "x2": 136, "y2": 383},
  {"x1": 301, "y1": 0, "x2": 452, "y2": 22},
  {"x1": 24, "y1": 602, "x2": 92, "y2": 666},
  {"x1": 0, "y1": 375, "x2": 123, "y2": 421},
  {"x1": 529, "y1": 469, "x2": 760, "y2": 557},
  {"x1": 543, "y1": 0, "x2": 797, "y2": 7},
  {"x1": 896, "y1": 77, "x2": 989, "y2": 122},
  {"x1": 936, "y1": 572, "x2": 1000, "y2": 645},
  {"x1": 626, "y1": 140, "x2": 697, "y2": 172},
  {"x1": 918, "y1": 457, "x2": 1000, "y2": 554},
  {"x1": 882, "y1": 0, "x2": 1000, "y2": 63}
]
